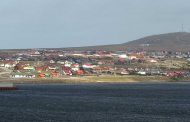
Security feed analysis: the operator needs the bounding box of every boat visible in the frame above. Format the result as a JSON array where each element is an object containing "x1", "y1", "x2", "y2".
[{"x1": 0, "y1": 82, "x2": 17, "y2": 90}]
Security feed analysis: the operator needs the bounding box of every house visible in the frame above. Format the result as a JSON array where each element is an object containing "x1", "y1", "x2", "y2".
[
  {"x1": 50, "y1": 60, "x2": 56, "y2": 64},
  {"x1": 48, "y1": 66, "x2": 57, "y2": 71},
  {"x1": 82, "y1": 64, "x2": 97, "y2": 69},
  {"x1": 51, "y1": 71, "x2": 60, "y2": 77},
  {"x1": 5, "y1": 64, "x2": 14, "y2": 68},
  {"x1": 38, "y1": 73, "x2": 51, "y2": 78},
  {"x1": 38, "y1": 73, "x2": 46, "y2": 78},
  {"x1": 57, "y1": 61, "x2": 65, "y2": 64},
  {"x1": 118, "y1": 54, "x2": 128, "y2": 59},
  {"x1": 129, "y1": 56, "x2": 137, "y2": 60},
  {"x1": 30, "y1": 50, "x2": 41, "y2": 57},
  {"x1": 166, "y1": 71, "x2": 183, "y2": 77},
  {"x1": 11, "y1": 72, "x2": 36, "y2": 79},
  {"x1": 0, "y1": 61, "x2": 17, "y2": 68},
  {"x1": 76, "y1": 70, "x2": 85, "y2": 75},
  {"x1": 35, "y1": 66, "x2": 47, "y2": 72},
  {"x1": 120, "y1": 69, "x2": 129, "y2": 75},
  {"x1": 23, "y1": 66, "x2": 35, "y2": 71},
  {"x1": 93, "y1": 66, "x2": 110, "y2": 73},
  {"x1": 148, "y1": 59, "x2": 158, "y2": 63},
  {"x1": 71, "y1": 63, "x2": 80, "y2": 71},
  {"x1": 14, "y1": 62, "x2": 33, "y2": 71},
  {"x1": 62, "y1": 67, "x2": 72, "y2": 76},
  {"x1": 64, "y1": 61, "x2": 73, "y2": 67},
  {"x1": 128, "y1": 53, "x2": 145, "y2": 60}
]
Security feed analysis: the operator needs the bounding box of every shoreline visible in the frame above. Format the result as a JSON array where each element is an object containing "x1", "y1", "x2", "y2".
[{"x1": 0, "y1": 75, "x2": 190, "y2": 84}]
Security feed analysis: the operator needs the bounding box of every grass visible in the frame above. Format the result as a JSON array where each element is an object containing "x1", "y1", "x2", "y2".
[{"x1": 0, "y1": 75, "x2": 189, "y2": 84}]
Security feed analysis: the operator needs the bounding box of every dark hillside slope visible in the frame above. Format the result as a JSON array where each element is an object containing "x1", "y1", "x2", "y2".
[
  {"x1": 124, "y1": 32, "x2": 190, "y2": 51},
  {"x1": 62, "y1": 32, "x2": 190, "y2": 51}
]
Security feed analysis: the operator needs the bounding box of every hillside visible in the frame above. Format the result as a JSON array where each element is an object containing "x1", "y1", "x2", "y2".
[
  {"x1": 63, "y1": 32, "x2": 190, "y2": 51},
  {"x1": 124, "y1": 32, "x2": 190, "y2": 51}
]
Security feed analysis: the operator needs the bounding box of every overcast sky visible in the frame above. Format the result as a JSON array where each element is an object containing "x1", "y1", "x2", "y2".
[{"x1": 0, "y1": 0, "x2": 189, "y2": 49}]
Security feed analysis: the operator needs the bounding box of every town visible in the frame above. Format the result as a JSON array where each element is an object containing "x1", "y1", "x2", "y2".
[{"x1": 0, "y1": 49, "x2": 190, "y2": 82}]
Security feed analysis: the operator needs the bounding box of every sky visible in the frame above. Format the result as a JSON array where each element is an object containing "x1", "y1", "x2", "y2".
[{"x1": 0, "y1": 0, "x2": 190, "y2": 49}]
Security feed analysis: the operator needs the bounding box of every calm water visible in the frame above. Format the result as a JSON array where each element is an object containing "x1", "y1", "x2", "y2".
[{"x1": 1, "y1": 82, "x2": 190, "y2": 122}]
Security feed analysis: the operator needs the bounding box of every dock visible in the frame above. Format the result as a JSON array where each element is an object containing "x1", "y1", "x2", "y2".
[{"x1": 0, "y1": 82, "x2": 17, "y2": 90}]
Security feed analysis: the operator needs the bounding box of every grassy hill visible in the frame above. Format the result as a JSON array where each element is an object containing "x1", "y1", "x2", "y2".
[
  {"x1": 124, "y1": 32, "x2": 190, "y2": 51},
  {"x1": 63, "y1": 32, "x2": 190, "y2": 52}
]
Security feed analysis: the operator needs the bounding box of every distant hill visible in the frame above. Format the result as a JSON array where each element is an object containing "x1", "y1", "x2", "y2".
[
  {"x1": 123, "y1": 32, "x2": 190, "y2": 51},
  {"x1": 63, "y1": 32, "x2": 190, "y2": 51}
]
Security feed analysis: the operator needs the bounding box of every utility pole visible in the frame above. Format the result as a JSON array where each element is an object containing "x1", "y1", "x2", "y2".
[{"x1": 114, "y1": 66, "x2": 116, "y2": 77}]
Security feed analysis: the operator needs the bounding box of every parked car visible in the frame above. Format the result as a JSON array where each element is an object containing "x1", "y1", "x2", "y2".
[
  {"x1": 167, "y1": 71, "x2": 183, "y2": 77},
  {"x1": 150, "y1": 69, "x2": 161, "y2": 75},
  {"x1": 184, "y1": 72, "x2": 190, "y2": 77},
  {"x1": 137, "y1": 70, "x2": 146, "y2": 75},
  {"x1": 120, "y1": 70, "x2": 129, "y2": 75}
]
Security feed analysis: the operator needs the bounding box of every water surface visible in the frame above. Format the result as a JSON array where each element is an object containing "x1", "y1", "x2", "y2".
[{"x1": 1, "y1": 83, "x2": 190, "y2": 122}]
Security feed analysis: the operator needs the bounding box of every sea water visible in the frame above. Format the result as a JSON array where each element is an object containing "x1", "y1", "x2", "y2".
[{"x1": 0, "y1": 82, "x2": 190, "y2": 122}]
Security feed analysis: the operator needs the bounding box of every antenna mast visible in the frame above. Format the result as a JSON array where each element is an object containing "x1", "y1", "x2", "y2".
[{"x1": 182, "y1": 24, "x2": 184, "y2": 32}]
